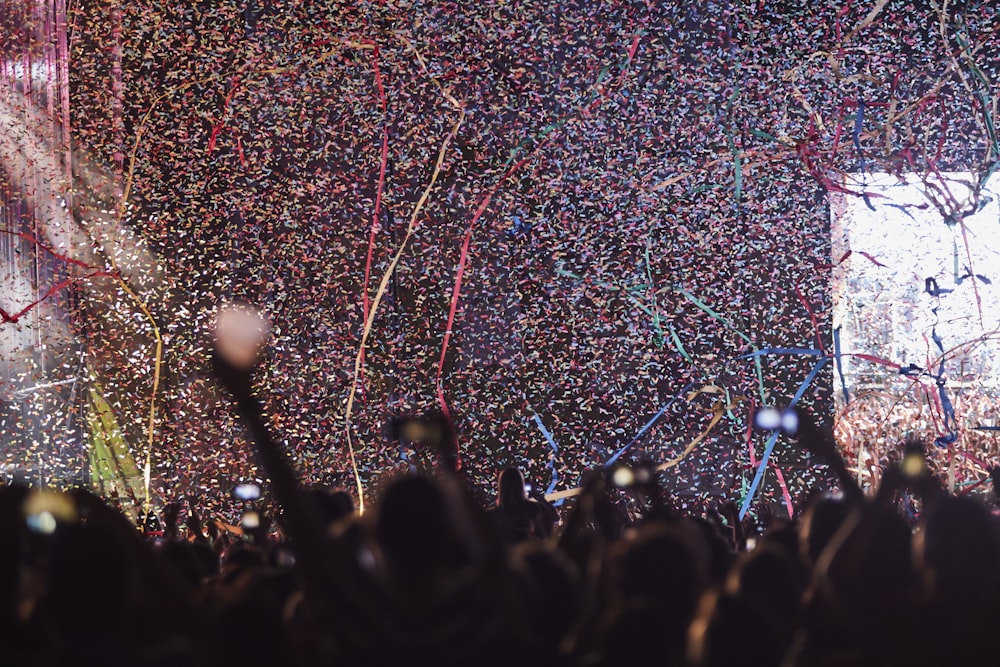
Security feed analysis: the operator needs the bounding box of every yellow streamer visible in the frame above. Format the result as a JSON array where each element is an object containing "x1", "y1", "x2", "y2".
[
  {"x1": 342, "y1": 41, "x2": 467, "y2": 513},
  {"x1": 544, "y1": 387, "x2": 741, "y2": 501}
]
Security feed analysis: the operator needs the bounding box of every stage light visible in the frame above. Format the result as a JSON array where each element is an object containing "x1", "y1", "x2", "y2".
[{"x1": 754, "y1": 407, "x2": 799, "y2": 436}]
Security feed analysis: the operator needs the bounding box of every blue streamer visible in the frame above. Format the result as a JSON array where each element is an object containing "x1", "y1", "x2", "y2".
[
  {"x1": 833, "y1": 326, "x2": 849, "y2": 404},
  {"x1": 853, "y1": 99, "x2": 867, "y2": 173},
  {"x1": 937, "y1": 379, "x2": 957, "y2": 430},
  {"x1": 884, "y1": 203, "x2": 918, "y2": 221},
  {"x1": 530, "y1": 412, "x2": 562, "y2": 500},
  {"x1": 934, "y1": 432, "x2": 959, "y2": 448},
  {"x1": 790, "y1": 357, "x2": 830, "y2": 406},
  {"x1": 739, "y1": 357, "x2": 829, "y2": 519},
  {"x1": 929, "y1": 327, "x2": 958, "y2": 447},
  {"x1": 925, "y1": 277, "x2": 953, "y2": 297},
  {"x1": 931, "y1": 326, "x2": 946, "y2": 359},
  {"x1": 955, "y1": 271, "x2": 991, "y2": 286},
  {"x1": 738, "y1": 431, "x2": 780, "y2": 520},
  {"x1": 602, "y1": 380, "x2": 697, "y2": 469}
]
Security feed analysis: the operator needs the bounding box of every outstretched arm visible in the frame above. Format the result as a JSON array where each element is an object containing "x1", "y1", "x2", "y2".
[
  {"x1": 211, "y1": 349, "x2": 399, "y2": 647},
  {"x1": 212, "y1": 352, "x2": 329, "y2": 577},
  {"x1": 794, "y1": 406, "x2": 865, "y2": 506}
]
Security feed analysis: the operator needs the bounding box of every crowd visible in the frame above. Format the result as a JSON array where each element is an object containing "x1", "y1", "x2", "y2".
[
  {"x1": 834, "y1": 389, "x2": 1000, "y2": 496},
  {"x1": 0, "y1": 355, "x2": 998, "y2": 667}
]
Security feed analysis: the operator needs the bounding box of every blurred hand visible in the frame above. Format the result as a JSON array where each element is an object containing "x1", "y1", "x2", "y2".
[
  {"x1": 163, "y1": 502, "x2": 182, "y2": 531},
  {"x1": 211, "y1": 349, "x2": 255, "y2": 402},
  {"x1": 757, "y1": 503, "x2": 776, "y2": 529},
  {"x1": 185, "y1": 505, "x2": 205, "y2": 542},
  {"x1": 793, "y1": 406, "x2": 865, "y2": 505},
  {"x1": 206, "y1": 518, "x2": 220, "y2": 541},
  {"x1": 874, "y1": 465, "x2": 904, "y2": 507},
  {"x1": 792, "y1": 406, "x2": 838, "y2": 459}
]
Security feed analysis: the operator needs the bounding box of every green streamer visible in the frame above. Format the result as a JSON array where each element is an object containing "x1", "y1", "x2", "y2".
[{"x1": 677, "y1": 288, "x2": 767, "y2": 402}]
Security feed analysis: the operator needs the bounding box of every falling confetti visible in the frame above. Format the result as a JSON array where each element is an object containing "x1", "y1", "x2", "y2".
[{"x1": 1, "y1": 0, "x2": 998, "y2": 520}]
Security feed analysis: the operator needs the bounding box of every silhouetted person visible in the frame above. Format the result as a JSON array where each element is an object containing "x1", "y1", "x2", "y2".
[{"x1": 486, "y1": 468, "x2": 558, "y2": 545}]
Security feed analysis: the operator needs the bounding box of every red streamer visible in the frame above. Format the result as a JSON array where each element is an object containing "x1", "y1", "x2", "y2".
[{"x1": 359, "y1": 41, "x2": 390, "y2": 396}]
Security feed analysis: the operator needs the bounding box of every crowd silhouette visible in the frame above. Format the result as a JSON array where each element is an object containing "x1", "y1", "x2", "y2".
[{"x1": 0, "y1": 351, "x2": 997, "y2": 667}]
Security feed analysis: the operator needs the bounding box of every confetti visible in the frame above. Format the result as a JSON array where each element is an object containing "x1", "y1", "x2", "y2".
[{"x1": 1, "y1": 0, "x2": 998, "y2": 520}]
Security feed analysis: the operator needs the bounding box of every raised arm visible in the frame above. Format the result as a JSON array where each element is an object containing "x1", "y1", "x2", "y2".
[{"x1": 793, "y1": 406, "x2": 865, "y2": 506}]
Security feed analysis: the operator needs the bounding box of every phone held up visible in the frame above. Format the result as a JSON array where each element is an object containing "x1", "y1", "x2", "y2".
[{"x1": 753, "y1": 406, "x2": 799, "y2": 436}]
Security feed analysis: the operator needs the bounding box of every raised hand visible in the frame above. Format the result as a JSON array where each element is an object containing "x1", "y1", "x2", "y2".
[
  {"x1": 793, "y1": 406, "x2": 864, "y2": 505},
  {"x1": 163, "y1": 501, "x2": 182, "y2": 540}
]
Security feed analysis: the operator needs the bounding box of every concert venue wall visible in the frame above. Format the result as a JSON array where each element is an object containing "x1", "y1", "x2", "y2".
[{"x1": 2, "y1": 0, "x2": 998, "y2": 517}]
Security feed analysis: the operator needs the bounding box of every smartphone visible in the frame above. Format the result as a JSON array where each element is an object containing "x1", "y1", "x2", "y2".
[
  {"x1": 754, "y1": 407, "x2": 799, "y2": 435},
  {"x1": 609, "y1": 464, "x2": 636, "y2": 488},
  {"x1": 23, "y1": 490, "x2": 75, "y2": 535},
  {"x1": 240, "y1": 511, "x2": 260, "y2": 530},
  {"x1": 632, "y1": 462, "x2": 654, "y2": 486},
  {"x1": 26, "y1": 511, "x2": 58, "y2": 535},
  {"x1": 901, "y1": 440, "x2": 926, "y2": 479},
  {"x1": 234, "y1": 483, "x2": 261, "y2": 501},
  {"x1": 392, "y1": 416, "x2": 444, "y2": 449}
]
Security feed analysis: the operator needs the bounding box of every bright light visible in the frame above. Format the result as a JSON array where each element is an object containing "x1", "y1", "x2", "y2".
[{"x1": 833, "y1": 171, "x2": 1000, "y2": 396}]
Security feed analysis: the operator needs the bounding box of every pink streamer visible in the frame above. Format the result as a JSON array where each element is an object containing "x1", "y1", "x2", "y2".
[{"x1": 773, "y1": 464, "x2": 794, "y2": 519}]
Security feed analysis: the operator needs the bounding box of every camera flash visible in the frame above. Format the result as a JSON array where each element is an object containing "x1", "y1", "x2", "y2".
[
  {"x1": 755, "y1": 407, "x2": 781, "y2": 430},
  {"x1": 781, "y1": 410, "x2": 799, "y2": 434},
  {"x1": 611, "y1": 466, "x2": 635, "y2": 488}
]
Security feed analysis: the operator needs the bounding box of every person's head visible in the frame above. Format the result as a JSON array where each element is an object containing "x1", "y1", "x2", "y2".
[
  {"x1": 45, "y1": 522, "x2": 141, "y2": 638},
  {"x1": 857, "y1": 507, "x2": 914, "y2": 597},
  {"x1": 158, "y1": 540, "x2": 216, "y2": 589},
  {"x1": 689, "y1": 516, "x2": 735, "y2": 581},
  {"x1": 799, "y1": 494, "x2": 850, "y2": 568},
  {"x1": 915, "y1": 495, "x2": 999, "y2": 601},
  {"x1": 607, "y1": 522, "x2": 708, "y2": 612},
  {"x1": 510, "y1": 542, "x2": 581, "y2": 646},
  {"x1": 726, "y1": 544, "x2": 803, "y2": 630},
  {"x1": 375, "y1": 475, "x2": 470, "y2": 588},
  {"x1": 305, "y1": 487, "x2": 355, "y2": 527},
  {"x1": 211, "y1": 578, "x2": 292, "y2": 667},
  {"x1": 497, "y1": 467, "x2": 528, "y2": 507},
  {"x1": 0, "y1": 484, "x2": 29, "y2": 615},
  {"x1": 221, "y1": 541, "x2": 266, "y2": 581},
  {"x1": 688, "y1": 590, "x2": 785, "y2": 667}
]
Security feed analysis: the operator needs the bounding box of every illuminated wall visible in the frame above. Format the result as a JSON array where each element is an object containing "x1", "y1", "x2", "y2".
[{"x1": 0, "y1": 0, "x2": 85, "y2": 487}]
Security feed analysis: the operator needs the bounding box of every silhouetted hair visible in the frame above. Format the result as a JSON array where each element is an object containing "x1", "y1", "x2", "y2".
[{"x1": 497, "y1": 467, "x2": 528, "y2": 507}]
